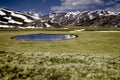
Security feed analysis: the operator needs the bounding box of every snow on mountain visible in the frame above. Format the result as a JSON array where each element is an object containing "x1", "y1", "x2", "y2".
[
  {"x1": 0, "y1": 10, "x2": 6, "y2": 15},
  {"x1": 49, "y1": 13, "x2": 56, "y2": 23},
  {"x1": 87, "y1": 12, "x2": 95, "y2": 20},
  {"x1": 0, "y1": 25, "x2": 10, "y2": 28},
  {"x1": 11, "y1": 12, "x2": 33, "y2": 23},
  {"x1": 42, "y1": 12, "x2": 80, "y2": 25},
  {"x1": 5, "y1": 17, "x2": 23, "y2": 24},
  {"x1": 0, "y1": 8, "x2": 120, "y2": 28},
  {"x1": 65, "y1": 12, "x2": 80, "y2": 18},
  {"x1": 45, "y1": 23, "x2": 51, "y2": 28},
  {"x1": 96, "y1": 10, "x2": 119, "y2": 16},
  {"x1": 0, "y1": 8, "x2": 44, "y2": 28},
  {"x1": 25, "y1": 11, "x2": 41, "y2": 20},
  {"x1": 42, "y1": 10, "x2": 120, "y2": 27}
]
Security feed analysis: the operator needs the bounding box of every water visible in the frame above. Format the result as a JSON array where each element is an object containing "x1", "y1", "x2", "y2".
[{"x1": 12, "y1": 34, "x2": 77, "y2": 41}]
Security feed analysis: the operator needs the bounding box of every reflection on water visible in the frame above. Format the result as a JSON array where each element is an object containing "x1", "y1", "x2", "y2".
[{"x1": 12, "y1": 34, "x2": 77, "y2": 41}]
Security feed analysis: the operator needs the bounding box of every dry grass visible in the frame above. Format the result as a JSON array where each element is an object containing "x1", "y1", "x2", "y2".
[
  {"x1": 0, "y1": 27, "x2": 120, "y2": 80},
  {"x1": 0, "y1": 51, "x2": 120, "y2": 80}
]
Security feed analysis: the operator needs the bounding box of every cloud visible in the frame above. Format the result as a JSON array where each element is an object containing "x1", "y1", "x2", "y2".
[
  {"x1": 51, "y1": 0, "x2": 119, "y2": 11},
  {"x1": 51, "y1": 0, "x2": 104, "y2": 11},
  {"x1": 106, "y1": 4, "x2": 120, "y2": 12}
]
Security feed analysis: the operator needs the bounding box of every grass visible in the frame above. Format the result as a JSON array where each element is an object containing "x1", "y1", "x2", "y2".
[{"x1": 0, "y1": 27, "x2": 120, "y2": 80}]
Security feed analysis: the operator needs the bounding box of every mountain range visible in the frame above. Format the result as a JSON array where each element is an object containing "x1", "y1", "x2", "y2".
[{"x1": 0, "y1": 8, "x2": 120, "y2": 28}]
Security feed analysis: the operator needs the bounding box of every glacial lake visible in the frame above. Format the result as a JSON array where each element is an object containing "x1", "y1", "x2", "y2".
[{"x1": 12, "y1": 34, "x2": 77, "y2": 41}]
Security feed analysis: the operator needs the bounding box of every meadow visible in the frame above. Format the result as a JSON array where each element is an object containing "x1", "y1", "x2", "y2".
[{"x1": 0, "y1": 27, "x2": 120, "y2": 80}]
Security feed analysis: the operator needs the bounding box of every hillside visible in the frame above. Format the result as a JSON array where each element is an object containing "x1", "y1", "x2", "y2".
[
  {"x1": 0, "y1": 8, "x2": 120, "y2": 28},
  {"x1": 0, "y1": 8, "x2": 35, "y2": 28},
  {"x1": 42, "y1": 10, "x2": 120, "y2": 27}
]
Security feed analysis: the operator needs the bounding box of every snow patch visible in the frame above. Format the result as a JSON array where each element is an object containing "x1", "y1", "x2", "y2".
[
  {"x1": 0, "y1": 21, "x2": 7, "y2": 24},
  {"x1": 32, "y1": 13, "x2": 40, "y2": 19},
  {"x1": 11, "y1": 12, "x2": 33, "y2": 22},
  {"x1": 97, "y1": 10, "x2": 117, "y2": 16},
  {"x1": 97, "y1": 11, "x2": 104, "y2": 16},
  {"x1": 0, "y1": 25, "x2": 14, "y2": 28},
  {"x1": 70, "y1": 29, "x2": 85, "y2": 32},
  {"x1": 49, "y1": 13, "x2": 55, "y2": 18},
  {"x1": 0, "y1": 10, "x2": 6, "y2": 15},
  {"x1": 45, "y1": 23, "x2": 51, "y2": 28},
  {"x1": 51, "y1": 18, "x2": 55, "y2": 23},
  {"x1": 107, "y1": 11, "x2": 118, "y2": 15},
  {"x1": 9, "y1": 19, "x2": 23, "y2": 24},
  {"x1": 88, "y1": 13, "x2": 95, "y2": 20},
  {"x1": 4, "y1": 17, "x2": 23, "y2": 24},
  {"x1": 26, "y1": 26, "x2": 35, "y2": 28},
  {"x1": 65, "y1": 12, "x2": 80, "y2": 19}
]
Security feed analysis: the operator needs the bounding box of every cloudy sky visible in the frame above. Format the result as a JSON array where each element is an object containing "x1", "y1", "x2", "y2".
[{"x1": 0, "y1": 0, "x2": 120, "y2": 14}]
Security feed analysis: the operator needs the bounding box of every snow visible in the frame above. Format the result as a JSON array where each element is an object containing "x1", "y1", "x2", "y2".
[
  {"x1": 19, "y1": 26, "x2": 38, "y2": 29},
  {"x1": 45, "y1": 23, "x2": 51, "y2": 28},
  {"x1": 97, "y1": 11, "x2": 104, "y2": 16},
  {"x1": 65, "y1": 12, "x2": 80, "y2": 18},
  {"x1": 0, "y1": 25, "x2": 14, "y2": 28},
  {"x1": 1, "y1": 8, "x2": 33, "y2": 23},
  {"x1": 51, "y1": 18, "x2": 55, "y2": 23},
  {"x1": 0, "y1": 21, "x2": 7, "y2": 24},
  {"x1": 49, "y1": 14, "x2": 56, "y2": 23},
  {"x1": 97, "y1": 10, "x2": 117, "y2": 16},
  {"x1": 9, "y1": 19, "x2": 23, "y2": 24},
  {"x1": 49, "y1": 13, "x2": 55, "y2": 18},
  {"x1": 4, "y1": 17, "x2": 11, "y2": 19},
  {"x1": 1, "y1": 8, "x2": 33, "y2": 22},
  {"x1": 26, "y1": 26, "x2": 35, "y2": 28},
  {"x1": 69, "y1": 29, "x2": 85, "y2": 32},
  {"x1": 32, "y1": 13, "x2": 40, "y2": 19},
  {"x1": 108, "y1": 11, "x2": 117, "y2": 15},
  {"x1": 41, "y1": 19, "x2": 47, "y2": 22},
  {"x1": 88, "y1": 13, "x2": 95, "y2": 20},
  {"x1": 11, "y1": 12, "x2": 33, "y2": 23},
  {"x1": 60, "y1": 17, "x2": 63, "y2": 21},
  {"x1": 0, "y1": 10, "x2": 6, "y2": 15},
  {"x1": 4, "y1": 17, "x2": 23, "y2": 24}
]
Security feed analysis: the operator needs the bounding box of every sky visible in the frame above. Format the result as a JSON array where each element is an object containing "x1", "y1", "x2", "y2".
[{"x1": 0, "y1": 0, "x2": 120, "y2": 14}]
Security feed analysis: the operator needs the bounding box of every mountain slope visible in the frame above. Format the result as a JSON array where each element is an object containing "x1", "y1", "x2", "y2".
[
  {"x1": 0, "y1": 8, "x2": 37, "y2": 28},
  {"x1": 0, "y1": 8, "x2": 120, "y2": 28},
  {"x1": 42, "y1": 10, "x2": 120, "y2": 27}
]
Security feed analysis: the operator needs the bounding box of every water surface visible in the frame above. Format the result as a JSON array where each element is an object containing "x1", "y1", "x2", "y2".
[{"x1": 12, "y1": 34, "x2": 77, "y2": 41}]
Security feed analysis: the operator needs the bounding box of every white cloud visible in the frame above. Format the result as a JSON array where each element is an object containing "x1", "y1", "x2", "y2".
[
  {"x1": 106, "y1": 4, "x2": 120, "y2": 12},
  {"x1": 51, "y1": 0, "x2": 119, "y2": 11},
  {"x1": 51, "y1": 0, "x2": 104, "y2": 11}
]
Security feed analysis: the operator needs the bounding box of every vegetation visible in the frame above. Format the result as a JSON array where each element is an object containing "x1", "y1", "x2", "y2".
[{"x1": 0, "y1": 27, "x2": 120, "y2": 80}]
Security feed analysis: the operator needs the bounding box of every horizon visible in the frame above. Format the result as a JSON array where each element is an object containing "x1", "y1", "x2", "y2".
[{"x1": 0, "y1": 0, "x2": 120, "y2": 15}]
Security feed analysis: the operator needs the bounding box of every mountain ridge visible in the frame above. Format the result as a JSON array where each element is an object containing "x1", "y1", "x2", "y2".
[
  {"x1": 0, "y1": 7, "x2": 120, "y2": 28},
  {"x1": 42, "y1": 10, "x2": 120, "y2": 27}
]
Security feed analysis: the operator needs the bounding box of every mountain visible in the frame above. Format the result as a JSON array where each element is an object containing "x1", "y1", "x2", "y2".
[
  {"x1": 25, "y1": 11, "x2": 41, "y2": 20},
  {"x1": 42, "y1": 12, "x2": 79, "y2": 25},
  {"x1": 42, "y1": 10, "x2": 120, "y2": 27},
  {"x1": 0, "y1": 8, "x2": 120, "y2": 28},
  {"x1": 0, "y1": 8, "x2": 34, "y2": 28}
]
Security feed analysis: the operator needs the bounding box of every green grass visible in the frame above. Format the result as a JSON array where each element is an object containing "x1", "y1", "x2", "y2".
[{"x1": 0, "y1": 27, "x2": 120, "y2": 80}]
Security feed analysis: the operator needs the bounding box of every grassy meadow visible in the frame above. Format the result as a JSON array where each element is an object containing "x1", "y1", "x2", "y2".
[{"x1": 0, "y1": 27, "x2": 120, "y2": 80}]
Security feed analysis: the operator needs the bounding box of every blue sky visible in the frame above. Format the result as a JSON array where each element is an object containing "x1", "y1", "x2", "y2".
[{"x1": 0, "y1": 0, "x2": 120, "y2": 14}]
